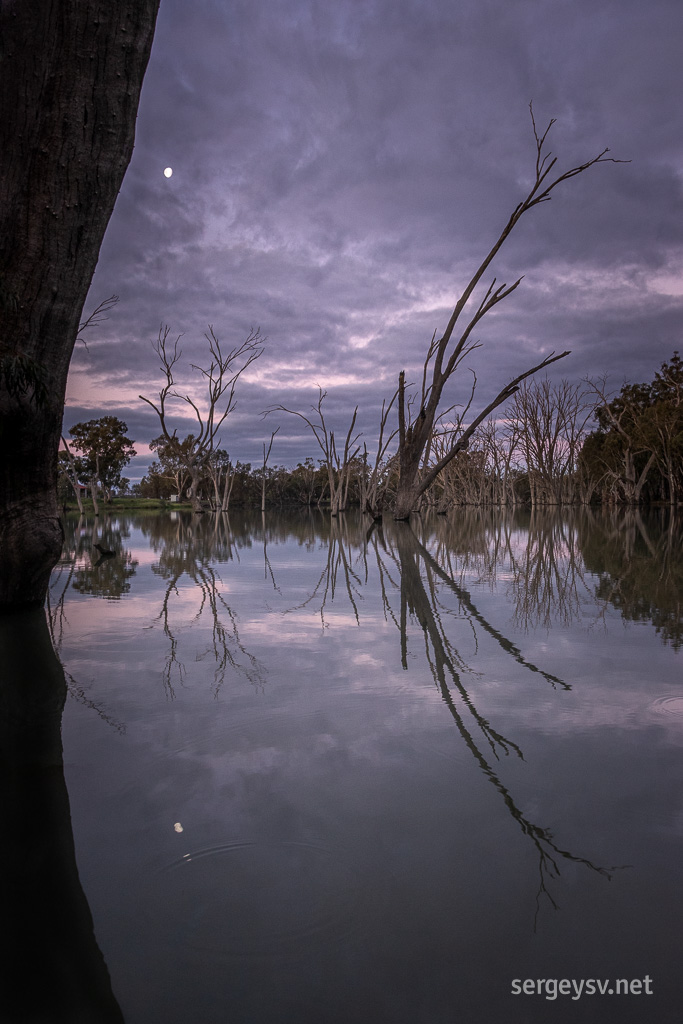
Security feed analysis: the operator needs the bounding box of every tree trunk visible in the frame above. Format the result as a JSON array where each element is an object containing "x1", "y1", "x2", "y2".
[{"x1": 0, "y1": 0, "x2": 160, "y2": 608}]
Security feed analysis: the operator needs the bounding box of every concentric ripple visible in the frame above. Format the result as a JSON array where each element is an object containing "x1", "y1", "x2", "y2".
[
  {"x1": 149, "y1": 839, "x2": 360, "y2": 959},
  {"x1": 647, "y1": 694, "x2": 683, "y2": 719}
]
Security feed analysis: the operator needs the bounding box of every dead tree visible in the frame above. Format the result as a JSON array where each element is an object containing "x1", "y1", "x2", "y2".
[
  {"x1": 392, "y1": 107, "x2": 626, "y2": 520},
  {"x1": 267, "y1": 388, "x2": 360, "y2": 515},
  {"x1": 140, "y1": 324, "x2": 264, "y2": 512},
  {"x1": 261, "y1": 428, "x2": 279, "y2": 511},
  {"x1": 507, "y1": 379, "x2": 596, "y2": 506},
  {"x1": 359, "y1": 389, "x2": 399, "y2": 519}
]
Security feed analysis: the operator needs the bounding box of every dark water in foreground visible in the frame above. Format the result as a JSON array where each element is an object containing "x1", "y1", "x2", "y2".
[{"x1": 3, "y1": 507, "x2": 683, "y2": 1022}]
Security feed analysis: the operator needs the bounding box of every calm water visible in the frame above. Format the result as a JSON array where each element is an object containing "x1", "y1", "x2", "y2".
[{"x1": 4, "y1": 507, "x2": 682, "y2": 1022}]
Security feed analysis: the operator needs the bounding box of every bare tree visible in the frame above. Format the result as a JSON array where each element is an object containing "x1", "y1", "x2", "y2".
[
  {"x1": 261, "y1": 428, "x2": 280, "y2": 511},
  {"x1": 359, "y1": 389, "x2": 399, "y2": 519},
  {"x1": 267, "y1": 388, "x2": 360, "y2": 515},
  {"x1": 507, "y1": 378, "x2": 596, "y2": 505},
  {"x1": 140, "y1": 324, "x2": 264, "y2": 512},
  {"x1": 392, "y1": 107, "x2": 625, "y2": 519}
]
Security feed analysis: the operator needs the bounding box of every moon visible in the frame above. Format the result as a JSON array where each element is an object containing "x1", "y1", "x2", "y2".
[{"x1": 163, "y1": 167, "x2": 173, "y2": 178}]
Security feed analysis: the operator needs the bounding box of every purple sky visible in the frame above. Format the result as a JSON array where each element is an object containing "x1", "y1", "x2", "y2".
[{"x1": 65, "y1": 0, "x2": 683, "y2": 481}]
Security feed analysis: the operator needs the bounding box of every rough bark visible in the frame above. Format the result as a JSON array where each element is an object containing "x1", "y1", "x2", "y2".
[{"x1": 0, "y1": 0, "x2": 160, "y2": 608}]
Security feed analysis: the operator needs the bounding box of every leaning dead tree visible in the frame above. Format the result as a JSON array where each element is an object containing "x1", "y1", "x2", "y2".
[
  {"x1": 140, "y1": 324, "x2": 264, "y2": 512},
  {"x1": 392, "y1": 106, "x2": 626, "y2": 520}
]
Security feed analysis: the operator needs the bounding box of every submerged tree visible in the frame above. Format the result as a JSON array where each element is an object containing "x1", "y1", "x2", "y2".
[
  {"x1": 140, "y1": 324, "x2": 264, "y2": 513},
  {"x1": 392, "y1": 108, "x2": 625, "y2": 519},
  {"x1": 0, "y1": 0, "x2": 160, "y2": 608},
  {"x1": 267, "y1": 388, "x2": 361, "y2": 515}
]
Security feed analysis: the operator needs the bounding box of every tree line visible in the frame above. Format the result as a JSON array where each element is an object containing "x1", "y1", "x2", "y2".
[{"x1": 59, "y1": 350, "x2": 682, "y2": 514}]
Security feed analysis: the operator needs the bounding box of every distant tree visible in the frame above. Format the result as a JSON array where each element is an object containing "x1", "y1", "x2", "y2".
[
  {"x1": 205, "y1": 448, "x2": 236, "y2": 511},
  {"x1": 267, "y1": 388, "x2": 360, "y2": 515},
  {"x1": 505, "y1": 378, "x2": 596, "y2": 506},
  {"x1": 140, "y1": 325, "x2": 264, "y2": 512},
  {"x1": 58, "y1": 441, "x2": 85, "y2": 514},
  {"x1": 583, "y1": 354, "x2": 683, "y2": 505},
  {"x1": 67, "y1": 417, "x2": 136, "y2": 514},
  {"x1": 289, "y1": 458, "x2": 322, "y2": 506},
  {"x1": 149, "y1": 434, "x2": 195, "y2": 498},
  {"x1": 0, "y1": 0, "x2": 160, "y2": 607}
]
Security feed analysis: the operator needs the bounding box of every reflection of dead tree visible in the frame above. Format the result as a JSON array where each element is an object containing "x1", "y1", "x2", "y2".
[
  {"x1": 392, "y1": 524, "x2": 523, "y2": 760},
  {"x1": 386, "y1": 522, "x2": 617, "y2": 920},
  {"x1": 62, "y1": 670, "x2": 127, "y2": 735},
  {"x1": 283, "y1": 516, "x2": 364, "y2": 629},
  {"x1": 261, "y1": 512, "x2": 282, "y2": 595},
  {"x1": 47, "y1": 530, "x2": 127, "y2": 735},
  {"x1": 150, "y1": 517, "x2": 266, "y2": 698},
  {"x1": 507, "y1": 511, "x2": 593, "y2": 632},
  {"x1": 409, "y1": 519, "x2": 570, "y2": 690}
]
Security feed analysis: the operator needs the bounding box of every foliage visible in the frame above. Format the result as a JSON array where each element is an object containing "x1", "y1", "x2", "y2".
[
  {"x1": 68, "y1": 417, "x2": 136, "y2": 505},
  {"x1": 581, "y1": 352, "x2": 683, "y2": 504}
]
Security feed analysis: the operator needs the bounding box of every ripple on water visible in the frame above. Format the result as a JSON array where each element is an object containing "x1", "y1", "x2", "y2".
[
  {"x1": 647, "y1": 694, "x2": 683, "y2": 720},
  {"x1": 148, "y1": 839, "x2": 361, "y2": 960}
]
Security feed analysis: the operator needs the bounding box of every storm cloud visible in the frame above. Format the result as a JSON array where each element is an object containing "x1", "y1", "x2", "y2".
[{"x1": 66, "y1": 0, "x2": 683, "y2": 477}]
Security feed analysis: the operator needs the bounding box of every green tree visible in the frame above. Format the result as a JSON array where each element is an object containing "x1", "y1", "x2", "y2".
[
  {"x1": 68, "y1": 417, "x2": 136, "y2": 514},
  {"x1": 583, "y1": 353, "x2": 683, "y2": 504}
]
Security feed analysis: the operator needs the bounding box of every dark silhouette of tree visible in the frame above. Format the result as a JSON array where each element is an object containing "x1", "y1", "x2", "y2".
[{"x1": 0, "y1": 0, "x2": 160, "y2": 608}]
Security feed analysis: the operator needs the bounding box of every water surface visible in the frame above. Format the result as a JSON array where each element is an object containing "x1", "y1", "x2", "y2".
[{"x1": 38, "y1": 507, "x2": 683, "y2": 1021}]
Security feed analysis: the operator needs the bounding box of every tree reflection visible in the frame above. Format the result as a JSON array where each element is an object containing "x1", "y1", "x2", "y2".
[
  {"x1": 386, "y1": 522, "x2": 615, "y2": 922},
  {"x1": 50, "y1": 514, "x2": 138, "y2": 604},
  {"x1": 579, "y1": 507, "x2": 683, "y2": 648},
  {"x1": 506, "y1": 510, "x2": 593, "y2": 633},
  {"x1": 0, "y1": 608, "x2": 124, "y2": 1023},
  {"x1": 291, "y1": 512, "x2": 618, "y2": 920},
  {"x1": 47, "y1": 519, "x2": 127, "y2": 735},
  {"x1": 140, "y1": 512, "x2": 265, "y2": 697},
  {"x1": 284, "y1": 514, "x2": 364, "y2": 628}
]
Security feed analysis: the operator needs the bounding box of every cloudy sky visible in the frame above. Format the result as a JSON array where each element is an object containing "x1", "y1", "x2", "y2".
[{"x1": 65, "y1": 0, "x2": 683, "y2": 480}]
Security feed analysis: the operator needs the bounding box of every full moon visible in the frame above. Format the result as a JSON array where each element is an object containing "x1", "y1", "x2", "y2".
[{"x1": 163, "y1": 167, "x2": 173, "y2": 178}]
